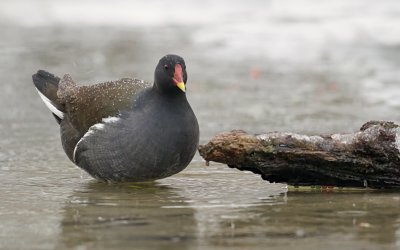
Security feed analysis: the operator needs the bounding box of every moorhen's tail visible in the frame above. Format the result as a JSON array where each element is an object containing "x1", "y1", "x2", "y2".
[{"x1": 32, "y1": 70, "x2": 64, "y2": 123}]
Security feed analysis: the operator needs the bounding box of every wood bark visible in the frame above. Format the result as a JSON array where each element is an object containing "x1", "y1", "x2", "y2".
[{"x1": 198, "y1": 121, "x2": 400, "y2": 188}]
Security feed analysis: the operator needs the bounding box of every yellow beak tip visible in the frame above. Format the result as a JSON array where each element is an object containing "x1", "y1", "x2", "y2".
[{"x1": 176, "y1": 82, "x2": 186, "y2": 92}]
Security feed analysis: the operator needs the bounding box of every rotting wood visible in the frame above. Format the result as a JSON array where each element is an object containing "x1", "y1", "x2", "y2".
[{"x1": 198, "y1": 121, "x2": 400, "y2": 188}]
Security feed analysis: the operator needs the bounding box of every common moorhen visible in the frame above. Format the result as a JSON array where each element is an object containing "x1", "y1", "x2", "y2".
[{"x1": 32, "y1": 54, "x2": 199, "y2": 182}]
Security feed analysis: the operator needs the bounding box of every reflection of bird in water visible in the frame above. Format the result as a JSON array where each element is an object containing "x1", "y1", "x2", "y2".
[
  {"x1": 58, "y1": 181, "x2": 197, "y2": 249},
  {"x1": 57, "y1": 165, "x2": 287, "y2": 249}
]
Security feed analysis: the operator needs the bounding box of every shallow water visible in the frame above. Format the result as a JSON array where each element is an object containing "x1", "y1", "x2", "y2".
[{"x1": 1, "y1": 0, "x2": 400, "y2": 249}]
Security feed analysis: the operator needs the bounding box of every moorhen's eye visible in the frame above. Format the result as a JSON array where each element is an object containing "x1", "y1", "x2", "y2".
[{"x1": 164, "y1": 65, "x2": 169, "y2": 70}]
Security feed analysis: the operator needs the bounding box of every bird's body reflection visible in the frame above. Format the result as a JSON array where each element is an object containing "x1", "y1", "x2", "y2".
[
  {"x1": 58, "y1": 181, "x2": 197, "y2": 249},
  {"x1": 57, "y1": 164, "x2": 285, "y2": 249}
]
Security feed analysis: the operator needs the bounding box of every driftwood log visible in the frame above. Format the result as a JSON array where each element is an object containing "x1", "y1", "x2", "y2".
[{"x1": 198, "y1": 121, "x2": 400, "y2": 188}]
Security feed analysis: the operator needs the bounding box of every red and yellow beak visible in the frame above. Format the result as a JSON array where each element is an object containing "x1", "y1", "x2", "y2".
[{"x1": 173, "y1": 64, "x2": 186, "y2": 92}]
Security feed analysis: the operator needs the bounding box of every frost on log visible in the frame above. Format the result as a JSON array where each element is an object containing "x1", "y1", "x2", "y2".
[{"x1": 198, "y1": 121, "x2": 400, "y2": 188}]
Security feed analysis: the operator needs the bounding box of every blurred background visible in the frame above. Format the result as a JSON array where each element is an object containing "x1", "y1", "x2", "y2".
[
  {"x1": 2, "y1": 0, "x2": 400, "y2": 138},
  {"x1": 1, "y1": 0, "x2": 400, "y2": 249}
]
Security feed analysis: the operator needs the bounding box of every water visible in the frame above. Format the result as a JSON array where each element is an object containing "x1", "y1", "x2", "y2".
[{"x1": 1, "y1": 0, "x2": 400, "y2": 249}]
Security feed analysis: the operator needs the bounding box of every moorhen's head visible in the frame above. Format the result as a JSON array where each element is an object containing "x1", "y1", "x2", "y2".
[{"x1": 154, "y1": 54, "x2": 187, "y2": 94}]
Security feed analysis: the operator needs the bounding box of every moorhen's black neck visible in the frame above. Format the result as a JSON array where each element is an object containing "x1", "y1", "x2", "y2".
[{"x1": 152, "y1": 82, "x2": 187, "y2": 99}]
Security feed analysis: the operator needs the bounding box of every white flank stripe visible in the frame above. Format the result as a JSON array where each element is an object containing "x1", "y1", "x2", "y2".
[
  {"x1": 102, "y1": 116, "x2": 120, "y2": 123},
  {"x1": 72, "y1": 141, "x2": 80, "y2": 163},
  {"x1": 36, "y1": 88, "x2": 64, "y2": 119},
  {"x1": 93, "y1": 123, "x2": 105, "y2": 130},
  {"x1": 72, "y1": 121, "x2": 107, "y2": 163}
]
